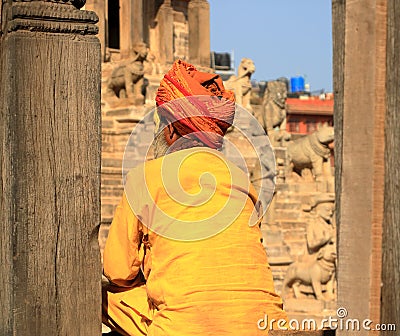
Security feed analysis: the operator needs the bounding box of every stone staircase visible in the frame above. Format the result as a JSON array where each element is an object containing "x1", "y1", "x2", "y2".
[{"x1": 259, "y1": 146, "x2": 337, "y2": 324}]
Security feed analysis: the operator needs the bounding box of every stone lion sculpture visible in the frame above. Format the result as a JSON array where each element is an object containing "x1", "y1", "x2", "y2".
[
  {"x1": 106, "y1": 43, "x2": 148, "y2": 105},
  {"x1": 287, "y1": 122, "x2": 334, "y2": 181},
  {"x1": 282, "y1": 239, "x2": 336, "y2": 301},
  {"x1": 261, "y1": 79, "x2": 291, "y2": 146},
  {"x1": 225, "y1": 58, "x2": 255, "y2": 111}
]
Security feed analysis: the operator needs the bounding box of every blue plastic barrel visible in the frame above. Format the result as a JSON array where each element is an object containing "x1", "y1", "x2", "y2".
[{"x1": 290, "y1": 76, "x2": 305, "y2": 92}]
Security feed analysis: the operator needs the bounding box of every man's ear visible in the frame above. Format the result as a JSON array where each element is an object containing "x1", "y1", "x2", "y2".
[{"x1": 164, "y1": 124, "x2": 180, "y2": 145}]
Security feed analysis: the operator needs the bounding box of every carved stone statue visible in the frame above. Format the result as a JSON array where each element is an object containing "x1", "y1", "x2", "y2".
[
  {"x1": 282, "y1": 239, "x2": 336, "y2": 301},
  {"x1": 225, "y1": 58, "x2": 255, "y2": 111},
  {"x1": 305, "y1": 193, "x2": 335, "y2": 254},
  {"x1": 261, "y1": 79, "x2": 291, "y2": 146},
  {"x1": 144, "y1": 50, "x2": 161, "y2": 76},
  {"x1": 283, "y1": 193, "x2": 336, "y2": 301},
  {"x1": 287, "y1": 122, "x2": 334, "y2": 181},
  {"x1": 106, "y1": 43, "x2": 148, "y2": 105}
]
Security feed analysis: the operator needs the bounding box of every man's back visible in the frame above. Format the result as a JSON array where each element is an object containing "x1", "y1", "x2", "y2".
[
  {"x1": 122, "y1": 148, "x2": 286, "y2": 335},
  {"x1": 102, "y1": 60, "x2": 287, "y2": 336}
]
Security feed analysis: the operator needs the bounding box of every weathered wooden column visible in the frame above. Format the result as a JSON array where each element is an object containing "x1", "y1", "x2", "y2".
[
  {"x1": 119, "y1": 0, "x2": 133, "y2": 58},
  {"x1": 381, "y1": 0, "x2": 400, "y2": 331},
  {"x1": 120, "y1": 0, "x2": 144, "y2": 58},
  {"x1": 156, "y1": 0, "x2": 174, "y2": 65},
  {"x1": 0, "y1": 0, "x2": 102, "y2": 335},
  {"x1": 132, "y1": 0, "x2": 144, "y2": 45},
  {"x1": 188, "y1": 0, "x2": 210, "y2": 67},
  {"x1": 333, "y1": 0, "x2": 387, "y2": 334},
  {"x1": 85, "y1": 0, "x2": 106, "y2": 60}
]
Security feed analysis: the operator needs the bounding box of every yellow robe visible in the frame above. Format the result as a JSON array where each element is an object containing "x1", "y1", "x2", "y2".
[{"x1": 103, "y1": 148, "x2": 287, "y2": 335}]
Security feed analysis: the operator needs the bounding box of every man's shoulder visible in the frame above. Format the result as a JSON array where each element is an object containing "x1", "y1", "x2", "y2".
[{"x1": 126, "y1": 147, "x2": 249, "y2": 181}]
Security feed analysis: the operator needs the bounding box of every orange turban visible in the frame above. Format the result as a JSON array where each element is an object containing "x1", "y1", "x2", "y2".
[{"x1": 155, "y1": 60, "x2": 235, "y2": 149}]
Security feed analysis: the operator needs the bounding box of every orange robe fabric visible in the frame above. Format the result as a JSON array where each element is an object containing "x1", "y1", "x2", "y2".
[{"x1": 103, "y1": 148, "x2": 287, "y2": 335}]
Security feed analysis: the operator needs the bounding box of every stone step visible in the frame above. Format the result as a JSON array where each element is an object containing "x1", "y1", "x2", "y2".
[
  {"x1": 102, "y1": 157, "x2": 123, "y2": 168},
  {"x1": 275, "y1": 201, "x2": 302, "y2": 210},
  {"x1": 287, "y1": 241, "x2": 308, "y2": 257},
  {"x1": 262, "y1": 230, "x2": 284, "y2": 244},
  {"x1": 282, "y1": 228, "x2": 306, "y2": 241},
  {"x1": 102, "y1": 118, "x2": 115, "y2": 129},
  {"x1": 275, "y1": 209, "x2": 303, "y2": 220},
  {"x1": 285, "y1": 299, "x2": 337, "y2": 317},
  {"x1": 101, "y1": 203, "x2": 117, "y2": 222},
  {"x1": 270, "y1": 267, "x2": 288, "y2": 281},
  {"x1": 265, "y1": 245, "x2": 292, "y2": 263},
  {"x1": 102, "y1": 176, "x2": 124, "y2": 186},
  {"x1": 279, "y1": 182, "x2": 320, "y2": 193},
  {"x1": 277, "y1": 221, "x2": 308, "y2": 231},
  {"x1": 101, "y1": 187, "x2": 124, "y2": 198},
  {"x1": 101, "y1": 167, "x2": 123, "y2": 175},
  {"x1": 101, "y1": 183, "x2": 123, "y2": 190}
]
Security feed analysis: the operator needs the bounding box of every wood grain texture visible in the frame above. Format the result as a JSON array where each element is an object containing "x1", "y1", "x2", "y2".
[
  {"x1": 0, "y1": 31, "x2": 101, "y2": 335},
  {"x1": 334, "y1": 1, "x2": 387, "y2": 334},
  {"x1": 381, "y1": 0, "x2": 400, "y2": 332},
  {"x1": 0, "y1": 35, "x2": 13, "y2": 336},
  {"x1": 332, "y1": 0, "x2": 345, "y2": 260},
  {"x1": 369, "y1": 0, "x2": 387, "y2": 329}
]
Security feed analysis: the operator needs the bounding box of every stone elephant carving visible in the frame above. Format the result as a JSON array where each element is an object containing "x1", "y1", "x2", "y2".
[{"x1": 106, "y1": 43, "x2": 148, "y2": 105}]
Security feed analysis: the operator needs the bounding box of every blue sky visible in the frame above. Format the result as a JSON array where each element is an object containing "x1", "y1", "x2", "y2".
[{"x1": 208, "y1": 1, "x2": 333, "y2": 92}]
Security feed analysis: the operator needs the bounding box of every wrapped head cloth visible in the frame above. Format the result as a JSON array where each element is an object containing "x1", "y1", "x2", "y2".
[{"x1": 155, "y1": 60, "x2": 235, "y2": 149}]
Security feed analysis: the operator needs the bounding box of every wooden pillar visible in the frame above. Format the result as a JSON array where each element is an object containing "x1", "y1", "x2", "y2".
[
  {"x1": 156, "y1": 0, "x2": 174, "y2": 65},
  {"x1": 119, "y1": 0, "x2": 133, "y2": 58},
  {"x1": 188, "y1": 0, "x2": 210, "y2": 67},
  {"x1": 333, "y1": 0, "x2": 387, "y2": 333},
  {"x1": 381, "y1": 0, "x2": 400, "y2": 331},
  {"x1": 120, "y1": 0, "x2": 145, "y2": 58},
  {"x1": 0, "y1": 1, "x2": 101, "y2": 334},
  {"x1": 85, "y1": 0, "x2": 106, "y2": 61},
  {"x1": 142, "y1": 0, "x2": 150, "y2": 45},
  {"x1": 132, "y1": 0, "x2": 144, "y2": 46}
]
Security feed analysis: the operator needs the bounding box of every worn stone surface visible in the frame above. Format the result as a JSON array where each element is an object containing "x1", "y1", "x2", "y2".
[
  {"x1": 173, "y1": 14, "x2": 189, "y2": 61},
  {"x1": 283, "y1": 240, "x2": 336, "y2": 302},
  {"x1": 100, "y1": 104, "x2": 151, "y2": 223},
  {"x1": 225, "y1": 58, "x2": 255, "y2": 111},
  {"x1": 105, "y1": 43, "x2": 148, "y2": 104},
  {"x1": 91, "y1": 0, "x2": 210, "y2": 68},
  {"x1": 287, "y1": 123, "x2": 334, "y2": 182},
  {"x1": 260, "y1": 79, "x2": 291, "y2": 146}
]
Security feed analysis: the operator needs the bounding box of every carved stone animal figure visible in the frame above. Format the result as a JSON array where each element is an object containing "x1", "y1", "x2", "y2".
[
  {"x1": 225, "y1": 58, "x2": 255, "y2": 111},
  {"x1": 287, "y1": 123, "x2": 334, "y2": 181},
  {"x1": 261, "y1": 79, "x2": 291, "y2": 146},
  {"x1": 262, "y1": 80, "x2": 287, "y2": 130},
  {"x1": 283, "y1": 240, "x2": 336, "y2": 301},
  {"x1": 106, "y1": 43, "x2": 148, "y2": 104}
]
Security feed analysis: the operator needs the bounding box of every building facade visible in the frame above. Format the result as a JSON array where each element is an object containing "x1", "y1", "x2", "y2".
[
  {"x1": 286, "y1": 96, "x2": 334, "y2": 136},
  {"x1": 85, "y1": 0, "x2": 210, "y2": 68}
]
